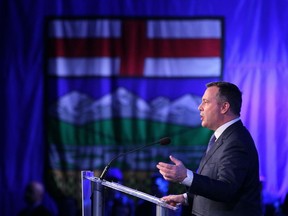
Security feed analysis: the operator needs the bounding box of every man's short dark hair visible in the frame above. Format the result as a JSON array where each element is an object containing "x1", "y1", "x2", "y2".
[{"x1": 206, "y1": 81, "x2": 242, "y2": 116}]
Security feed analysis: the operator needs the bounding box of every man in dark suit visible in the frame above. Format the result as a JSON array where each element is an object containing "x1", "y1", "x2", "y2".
[{"x1": 156, "y1": 81, "x2": 262, "y2": 216}]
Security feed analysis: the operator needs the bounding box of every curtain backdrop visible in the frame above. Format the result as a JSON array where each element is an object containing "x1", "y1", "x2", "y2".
[{"x1": 1, "y1": 1, "x2": 288, "y2": 216}]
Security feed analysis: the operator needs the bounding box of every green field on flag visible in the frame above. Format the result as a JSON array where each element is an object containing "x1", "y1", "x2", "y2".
[{"x1": 49, "y1": 118, "x2": 212, "y2": 146}]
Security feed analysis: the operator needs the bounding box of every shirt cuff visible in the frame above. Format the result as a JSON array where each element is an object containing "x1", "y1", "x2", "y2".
[
  {"x1": 180, "y1": 169, "x2": 193, "y2": 186},
  {"x1": 182, "y1": 193, "x2": 189, "y2": 205}
]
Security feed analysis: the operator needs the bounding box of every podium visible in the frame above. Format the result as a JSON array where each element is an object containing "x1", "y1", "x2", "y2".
[{"x1": 81, "y1": 171, "x2": 180, "y2": 216}]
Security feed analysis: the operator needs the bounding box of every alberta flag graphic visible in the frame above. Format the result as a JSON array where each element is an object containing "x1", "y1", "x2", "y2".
[{"x1": 45, "y1": 17, "x2": 223, "y2": 197}]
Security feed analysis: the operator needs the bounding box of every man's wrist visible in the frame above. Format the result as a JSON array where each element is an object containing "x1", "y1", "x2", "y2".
[{"x1": 180, "y1": 169, "x2": 193, "y2": 186}]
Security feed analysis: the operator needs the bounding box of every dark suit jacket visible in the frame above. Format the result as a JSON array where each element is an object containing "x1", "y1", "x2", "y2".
[{"x1": 189, "y1": 120, "x2": 262, "y2": 216}]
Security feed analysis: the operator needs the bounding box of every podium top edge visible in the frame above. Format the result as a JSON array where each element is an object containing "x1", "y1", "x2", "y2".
[{"x1": 83, "y1": 175, "x2": 179, "y2": 211}]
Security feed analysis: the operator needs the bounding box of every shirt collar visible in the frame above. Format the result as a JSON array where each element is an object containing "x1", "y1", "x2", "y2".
[{"x1": 214, "y1": 117, "x2": 240, "y2": 140}]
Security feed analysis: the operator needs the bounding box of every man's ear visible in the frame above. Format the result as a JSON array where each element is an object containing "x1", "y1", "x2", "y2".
[{"x1": 221, "y1": 102, "x2": 230, "y2": 114}]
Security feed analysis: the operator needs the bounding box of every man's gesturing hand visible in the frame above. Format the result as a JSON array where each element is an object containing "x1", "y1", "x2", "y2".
[{"x1": 156, "y1": 155, "x2": 187, "y2": 183}]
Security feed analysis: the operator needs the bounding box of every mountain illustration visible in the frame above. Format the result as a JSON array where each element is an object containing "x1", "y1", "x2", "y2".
[{"x1": 49, "y1": 87, "x2": 202, "y2": 126}]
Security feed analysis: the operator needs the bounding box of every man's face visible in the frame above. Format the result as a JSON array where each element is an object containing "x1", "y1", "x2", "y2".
[{"x1": 198, "y1": 86, "x2": 223, "y2": 131}]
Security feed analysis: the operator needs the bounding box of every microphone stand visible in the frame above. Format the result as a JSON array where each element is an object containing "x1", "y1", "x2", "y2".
[
  {"x1": 99, "y1": 137, "x2": 171, "y2": 180},
  {"x1": 88, "y1": 137, "x2": 171, "y2": 216}
]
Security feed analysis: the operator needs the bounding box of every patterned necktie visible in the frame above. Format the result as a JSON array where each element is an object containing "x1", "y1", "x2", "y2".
[{"x1": 206, "y1": 134, "x2": 216, "y2": 153}]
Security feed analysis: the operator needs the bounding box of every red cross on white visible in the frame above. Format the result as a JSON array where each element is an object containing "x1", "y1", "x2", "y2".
[{"x1": 48, "y1": 19, "x2": 222, "y2": 77}]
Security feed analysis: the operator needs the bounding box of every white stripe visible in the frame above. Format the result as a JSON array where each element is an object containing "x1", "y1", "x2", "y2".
[
  {"x1": 147, "y1": 20, "x2": 222, "y2": 38},
  {"x1": 49, "y1": 20, "x2": 121, "y2": 38},
  {"x1": 48, "y1": 58, "x2": 120, "y2": 76},
  {"x1": 49, "y1": 19, "x2": 221, "y2": 39},
  {"x1": 48, "y1": 57, "x2": 220, "y2": 77},
  {"x1": 144, "y1": 58, "x2": 221, "y2": 77}
]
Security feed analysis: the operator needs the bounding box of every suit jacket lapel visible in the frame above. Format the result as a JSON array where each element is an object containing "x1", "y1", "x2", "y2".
[
  {"x1": 197, "y1": 120, "x2": 243, "y2": 174},
  {"x1": 197, "y1": 138, "x2": 222, "y2": 174}
]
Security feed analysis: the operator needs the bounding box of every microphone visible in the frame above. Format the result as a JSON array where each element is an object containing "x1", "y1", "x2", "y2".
[{"x1": 99, "y1": 137, "x2": 171, "y2": 180}]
